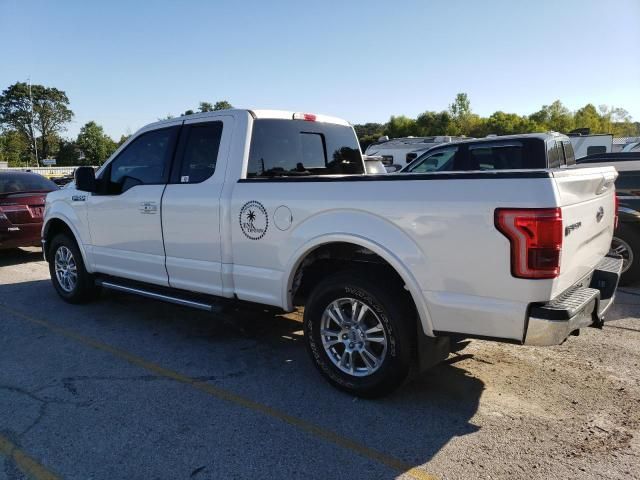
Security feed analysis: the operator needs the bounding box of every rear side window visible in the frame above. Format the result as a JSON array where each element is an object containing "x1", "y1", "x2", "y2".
[
  {"x1": 176, "y1": 122, "x2": 223, "y2": 183},
  {"x1": 468, "y1": 142, "x2": 527, "y2": 170},
  {"x1": 247, "y1": 120, "x2": 363, "y2": 177},
  {"x1": 562, "y1": 141, "x2": 576, "y2": 165},
  {"x1": 587, "y1": 146, "x2": 607, "y2": 156},
  {"x1": 547, "y1": 141, "x2": 561, "y2": 168},
  {"x1": 0, "y1": 173, "x2": 57, "y2": 193}
]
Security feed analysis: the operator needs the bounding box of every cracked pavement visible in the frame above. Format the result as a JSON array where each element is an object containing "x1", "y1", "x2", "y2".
[{"x1": 0, "y1": 248, "x2": 639, "y2": 480}]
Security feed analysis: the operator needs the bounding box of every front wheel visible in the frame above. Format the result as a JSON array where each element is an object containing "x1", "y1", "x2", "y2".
[
  {"x1": 48, "y1": 233, "x2": 100, "y2": 303},
  {"x1": 303, "y1": 271, "x2": 414, "y2": 398}
]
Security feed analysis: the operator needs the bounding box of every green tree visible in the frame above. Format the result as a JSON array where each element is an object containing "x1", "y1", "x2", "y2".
[
  {"x1": 385, "y1": 115, "x2": 419, "y2": 138},
  {"x1": 448, "y1": 92, "x2": 482, "y2": 136},
  {"x1": 354, "y1": 123, "x2": 385, "y2": 150},
  {"x1": 0, "y1": 82, "x2": 73, "y2": 164},
  {"x1": 0, "y1": 130, "x2": 30, "y2": 166},
  {"x1": 573, "y1": 104, "x2": 602, "y2": 133},
  {"x1": 76, "y1": 121, "x2": 117, "y2": 165},
  {"x1": 415, "y1": 111, "x2": 454, "y2": 136},
  {"x1": 213, "y1": 100, "x2": 233, "y2": 111},
  {"x1": 198, "y1": 102, "x2": 214, "y2": 112},
  {"x1": 56, "y1": 139, "x2": 81, "y2": 166},
  {"x1": 529, "y1": 100, "x2": 575, "y2": 133},
  {"x1": 484, "y1": 111, "x2": 538, "y2": 135},
  {"x1": 449, "y1": 93, "x2": 471, "y2": 118}
]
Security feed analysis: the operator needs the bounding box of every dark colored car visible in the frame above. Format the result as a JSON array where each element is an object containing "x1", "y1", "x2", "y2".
[
  {"x1": 0, "y1": 172, "x2": 58, "y2": 250},
  {"x1": 51, "y1": 174, "x2": 75, "y2": 187},
  {"x1": 577, "y1": 152, "x2": 640, "y2": 284},
  {"x1": 401, "y1": 132, "x2": 576, "y2": 173}
]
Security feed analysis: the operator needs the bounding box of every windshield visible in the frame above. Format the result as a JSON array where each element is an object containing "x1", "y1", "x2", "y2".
[
  {"x1": 0, "y1": 173, "x2": 58, "y2": 194},
  {"x1": 247, "y1": 119, "x2": 363, "y2": 177}
]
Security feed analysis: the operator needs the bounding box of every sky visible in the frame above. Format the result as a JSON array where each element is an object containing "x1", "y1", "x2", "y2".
[{"x1": 1, "y1": 0, "x2": 639, "y2": 139}]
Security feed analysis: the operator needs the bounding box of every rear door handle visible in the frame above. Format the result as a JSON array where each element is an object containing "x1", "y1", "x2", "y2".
[{"x1": 139, "y1": 201, "x2": 158, "y2": 214}]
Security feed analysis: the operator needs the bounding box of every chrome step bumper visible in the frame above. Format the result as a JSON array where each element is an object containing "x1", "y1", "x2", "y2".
[{"x1": 524, "y1": 254, "x2": 623, "y2": 346}]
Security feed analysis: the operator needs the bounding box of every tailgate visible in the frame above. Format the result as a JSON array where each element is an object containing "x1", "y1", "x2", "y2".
[{"x1": 552, "y1": 167, "x2": 618, "y2": 296}]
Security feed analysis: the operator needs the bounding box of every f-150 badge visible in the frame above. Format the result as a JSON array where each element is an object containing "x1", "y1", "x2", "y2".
[{"x1": 239, "y1": 200, "x2": 268, "y2": 240}]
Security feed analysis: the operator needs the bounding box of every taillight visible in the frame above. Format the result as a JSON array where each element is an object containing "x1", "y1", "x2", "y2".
[
  {"x1": 495, "y1": 208, "x2": 563, "y2": 279},
  {"x1": 614, "y1": 194, "x2": 619, "y2": 230}
]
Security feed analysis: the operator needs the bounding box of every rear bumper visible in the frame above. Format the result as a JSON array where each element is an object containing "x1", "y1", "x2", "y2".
[
  {"x1": 0, "y1": 224, "x2": 42, "y2": 249},
  {"x1": 524, "y1": 254, "x2": 623, "y2": 346}
]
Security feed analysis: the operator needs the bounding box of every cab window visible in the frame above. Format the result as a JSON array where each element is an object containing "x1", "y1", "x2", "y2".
[
  {"x1": 176, "y1": 122, "x2": 223, "y2": 183},
  {"x1": 107, "y1": 127, "x2": 178, "y2": 190}
]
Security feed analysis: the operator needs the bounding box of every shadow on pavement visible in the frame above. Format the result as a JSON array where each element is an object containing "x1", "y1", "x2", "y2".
[
  {"x1": 98, "y1": 290, "x2": 485, "y2": 471},
  {"x1": 0, "y1": 280, "x2": 484, "y2": 476},
  {"x1": 0, "y1": 248, "x2": 43, "y2": 267}
]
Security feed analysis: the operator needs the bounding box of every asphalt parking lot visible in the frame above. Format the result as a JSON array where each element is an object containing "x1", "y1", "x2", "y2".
[{"x1": 0, "y1": 248, "x2": 639, "y2": 480}]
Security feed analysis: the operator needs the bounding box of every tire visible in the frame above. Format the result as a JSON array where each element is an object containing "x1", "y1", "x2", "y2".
[
  {"x1": 48, "y1": 233, "x2": 100, "y2": 303},
  {"x1": 612, "y1": 223, "x2": 640, "y2": 286},
  {"x1": 303, "y1": 271, "x2": 414, "y2": 398}
]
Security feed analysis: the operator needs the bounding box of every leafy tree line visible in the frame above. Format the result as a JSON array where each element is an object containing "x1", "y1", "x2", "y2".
[
  {"x1": 0, "y1": 81, "x2": 233, "y2": 167},
  {"x1": 2, "y1": 81, "x2": 638, "y2": 166},
  {"x1": 355, "y1": 93, "x2": 640, "y2": 150}
]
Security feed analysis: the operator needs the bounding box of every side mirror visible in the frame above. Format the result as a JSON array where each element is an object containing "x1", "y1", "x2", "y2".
[
  {"x1": 75, "y1": 166, "x2": 96, "y2": 193},
  {"x1": 385, "y1": 165, "x2": 401, "y2": 173}
]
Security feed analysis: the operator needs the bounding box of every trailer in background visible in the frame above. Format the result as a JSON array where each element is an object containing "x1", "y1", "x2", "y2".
[{"x1": 568, "y1": 128, "x2": 612, "y2": 159}]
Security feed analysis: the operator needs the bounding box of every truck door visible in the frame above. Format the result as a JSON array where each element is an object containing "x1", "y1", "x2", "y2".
[
  {"x1": 161, "y1": 116, "x2": 232, "y2": 295},
  {"x1": 85, "y1": 125, "x2": 180, "y2": 286}
]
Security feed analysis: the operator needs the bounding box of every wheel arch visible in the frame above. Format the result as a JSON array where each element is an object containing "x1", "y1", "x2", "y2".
[
  {"x1": 42, "y1": 216, "x2": 90, "y2": 269},
  {"x1": 282, "y1": 234, "x2": 435, "y2": 336}
]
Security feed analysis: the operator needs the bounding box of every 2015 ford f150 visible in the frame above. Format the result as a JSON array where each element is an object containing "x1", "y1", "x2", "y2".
[{"x1": 42, "y1": 109, "x2": 623, "y2": 397}]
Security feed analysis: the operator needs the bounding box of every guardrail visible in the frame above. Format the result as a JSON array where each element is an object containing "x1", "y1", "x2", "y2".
[{"x1": 0, "y1": 166, "x2": 96, "y2": 177}]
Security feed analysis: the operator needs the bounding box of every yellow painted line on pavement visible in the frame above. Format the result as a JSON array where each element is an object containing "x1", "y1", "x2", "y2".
[
  {"x1": 0, "y1": 434, "x2": 60, "y2": 480},
  {"x1": 0, "y1": 302, "x2": 437, "y2": 480}
]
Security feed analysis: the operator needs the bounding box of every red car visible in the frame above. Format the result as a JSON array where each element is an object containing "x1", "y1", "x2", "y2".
[{"x1": 0, "y1": 171, "x2": 58, "y2": 250}]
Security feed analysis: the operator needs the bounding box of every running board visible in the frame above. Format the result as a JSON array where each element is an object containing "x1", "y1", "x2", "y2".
[{"x1": 96, "y1": 279, "x2": 214, "y2": 312}]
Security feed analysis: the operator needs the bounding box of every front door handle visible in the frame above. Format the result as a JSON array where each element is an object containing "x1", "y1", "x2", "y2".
[{"x1": 139, "y1": 201, "x2": 158, "y2": 214}]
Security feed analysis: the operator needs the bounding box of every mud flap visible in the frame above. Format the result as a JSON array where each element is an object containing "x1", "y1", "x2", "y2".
[{"x1": 415, "y1": 323, "x2": 450, "y2": 374}]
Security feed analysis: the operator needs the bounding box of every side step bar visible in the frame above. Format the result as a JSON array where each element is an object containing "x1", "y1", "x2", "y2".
[{"x1": 96, "y1": 279, "x2": 215, "y2": 312}]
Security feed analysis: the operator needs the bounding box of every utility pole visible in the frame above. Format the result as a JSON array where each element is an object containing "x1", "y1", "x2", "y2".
[{"x1": 27, "y1": 77, "x2": 39, "y2": 167}]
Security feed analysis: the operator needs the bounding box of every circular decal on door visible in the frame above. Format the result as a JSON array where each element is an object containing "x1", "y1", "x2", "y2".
[{"x1": 239, "y1": 201, "x2": 269, "y2": 240}]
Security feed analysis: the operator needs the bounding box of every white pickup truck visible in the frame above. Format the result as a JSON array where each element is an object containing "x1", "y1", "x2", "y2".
[{"x1": 42, "y1": 109, "x2": 623, "y2": 397}]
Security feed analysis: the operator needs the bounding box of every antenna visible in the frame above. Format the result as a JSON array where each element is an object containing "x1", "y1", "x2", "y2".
[{"x1": 27, "y1": 77, "x2": 39, "y2": 167}]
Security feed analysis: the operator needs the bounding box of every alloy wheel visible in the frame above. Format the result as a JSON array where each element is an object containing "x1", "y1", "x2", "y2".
[{"x1": 320, "y1": 297, "x2": 388, "y2": 377}]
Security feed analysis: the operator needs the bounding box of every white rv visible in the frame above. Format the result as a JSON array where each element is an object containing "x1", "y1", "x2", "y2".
[
  {"x1": 568, "y1": 131, "x2": 613, "y2": 159},
  {"x1": 364, "y1": 136, "x2": 467, "y2": 167}
]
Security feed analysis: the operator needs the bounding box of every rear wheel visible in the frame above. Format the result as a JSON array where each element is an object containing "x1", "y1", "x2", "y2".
[
  {"x1": 303, "y1": 271, "x2": 414, "y2": 398},
  {"x1": 49, "y1": 233, "x2": 100, "y2": 303},
  {"x1": 612, "y1": 224, "x2": 640, "y2": 286}
]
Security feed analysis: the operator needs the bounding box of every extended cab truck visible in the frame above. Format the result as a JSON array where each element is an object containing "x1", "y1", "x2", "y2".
[{"x1": 42, "y1": 110, "x2": 623, "y2": 397}]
